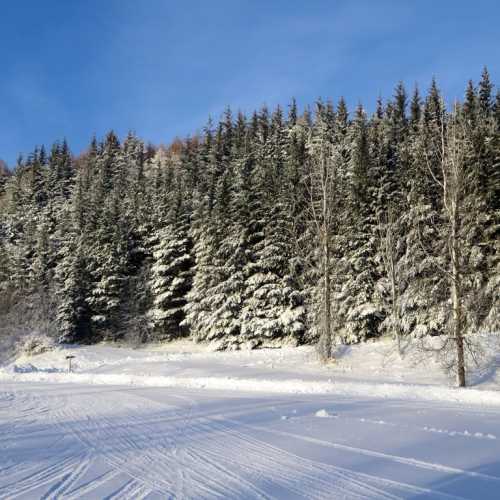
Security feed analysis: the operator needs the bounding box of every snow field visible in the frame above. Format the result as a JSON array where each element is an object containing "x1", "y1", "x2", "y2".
[{"x1": 2, "y1": 337, "x2": 500, "y2": 498}]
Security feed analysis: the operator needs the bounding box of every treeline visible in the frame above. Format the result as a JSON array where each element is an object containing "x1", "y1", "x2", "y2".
[{"x1": 0, "y1": 70, "x2": 498, "y2": 351}]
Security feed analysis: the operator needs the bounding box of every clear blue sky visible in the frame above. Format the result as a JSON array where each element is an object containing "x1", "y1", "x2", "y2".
[{"x1": 1, "y1": 0, "x2": 498, "y2": 166}]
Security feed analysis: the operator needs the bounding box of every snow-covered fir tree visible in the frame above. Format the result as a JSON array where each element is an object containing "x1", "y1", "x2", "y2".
[{"x1": 148, "y1": 173, "x2": 193, "y2": 341}]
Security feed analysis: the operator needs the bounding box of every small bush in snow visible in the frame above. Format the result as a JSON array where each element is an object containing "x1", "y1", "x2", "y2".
[{"x1": 17, "y1": 334, "x2": 56, "y2": 357}]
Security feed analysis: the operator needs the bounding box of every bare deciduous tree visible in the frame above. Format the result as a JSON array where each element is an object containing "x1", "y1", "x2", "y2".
[
  {"x1": 377, "y1": 205, "x2": 404, "y2": 355},
  {"x1": 424, "y1": 105, "x2": 472, "y2": 387},
  {"x1": 306, "y1": 134, "x2": 342, "y2": 360}
]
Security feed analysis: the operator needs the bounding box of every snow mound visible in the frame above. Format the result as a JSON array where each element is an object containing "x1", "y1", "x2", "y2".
[
  {"x1": 315, "y1": 409, "x2": 332, "y2": 418},
  {"x1": 315, "y1": 409, "x2": 338, "y2": 418}
]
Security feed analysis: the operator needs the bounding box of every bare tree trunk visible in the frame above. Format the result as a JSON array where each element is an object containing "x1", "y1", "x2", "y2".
[
  {"x1": 424, "y1": 106, "x2": 470, "y2": 387},
  {"x1": 378, "y1": 208, "x2": 402, "y2": 355},
  {"x1": 307, "y1": 129, "x2": 340, "y2": 361},
  {"x1": 323, "y1": 227, "x2": 332, "y2": 358},
  {"x1": 388, "y1": 227, "x2": 402, "y2": 355},
  {"x1": 450, "y1": 199, "x2": 466, "y2": 387},
  {"x1": 390, "y1": 258, "x2": 401, "y2": 355}
]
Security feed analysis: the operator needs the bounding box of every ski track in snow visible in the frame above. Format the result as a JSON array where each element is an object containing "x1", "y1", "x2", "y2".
[
  {"x1": 2, "y1": 383, "x2": 499, "y2": 499},
  {"x1": 2, "y1": 341, "x2": 500, "y2": 499}
]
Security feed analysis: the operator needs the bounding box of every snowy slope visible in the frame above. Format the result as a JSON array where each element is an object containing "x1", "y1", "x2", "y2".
[{"x1": 2, "y1": 337, "x2": 500, "y2": 499}]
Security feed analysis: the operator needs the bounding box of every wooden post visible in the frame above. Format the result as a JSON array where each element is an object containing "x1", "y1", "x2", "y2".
[{"x1": 66, "y1": 355, "x2": 75, "y2": 373}]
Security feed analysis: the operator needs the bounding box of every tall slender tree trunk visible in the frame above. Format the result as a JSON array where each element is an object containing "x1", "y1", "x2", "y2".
[
  {"x1": 390, "y1": 262, "x2": 401, "y2": 355},
  {"x1": 430, "y1": 110, "x2": 470, "y2": 387},
  {"x1": 379, "y1": 208, "x2": 402, "y2": 356},
  {"x1": 387, "y1": 220, "x2": 401, "y2": 354},
  {"x1": 323, "y1": 226, "x2": 332, "y2": 359},
  {"x1": 450, "y1": 199, "x2": 466, "y2": 387},
  {"x1": 308, "y1": 131, "x2": 338, "y2": 361}
]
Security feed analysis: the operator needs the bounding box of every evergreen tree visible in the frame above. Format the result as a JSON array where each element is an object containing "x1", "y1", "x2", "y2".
[
  {"x1": 57, "y1": 235, "x2": 91, "y2": 343},
  {"x1": 478, "y1": 67, "x2": 493, "y2": 116},
  {"x1": 333, "y1": 105, "x2": 381, "y2": 342},
  {"x1": 148, "y1": 176, "x2": 193, "y2": 341}
]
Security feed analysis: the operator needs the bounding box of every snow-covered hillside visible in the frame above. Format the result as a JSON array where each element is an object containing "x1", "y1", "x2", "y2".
[{"x1": 2, "y1": 337, "x2": 500, "y2": 499}]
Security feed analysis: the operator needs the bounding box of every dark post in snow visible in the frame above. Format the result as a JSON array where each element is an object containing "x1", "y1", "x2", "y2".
[{"x1": 66, "y1": 355, "x2": 75, "y2": 373}]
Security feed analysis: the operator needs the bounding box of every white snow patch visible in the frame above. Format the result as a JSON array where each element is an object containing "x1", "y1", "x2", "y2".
[{"x1": 315, "y1": 409, "x2": 333, "y2": 418}]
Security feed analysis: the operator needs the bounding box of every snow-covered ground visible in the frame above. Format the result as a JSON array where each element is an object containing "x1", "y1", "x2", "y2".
[{"x1": 2, "y1": 337, "x2": 500, "y2": 499}]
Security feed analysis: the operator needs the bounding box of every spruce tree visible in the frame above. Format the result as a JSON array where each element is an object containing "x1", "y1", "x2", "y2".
[
  {"x1": 333, "y1": 105, "x2": 381, "y2": 342},
  {"x1": 148, "y1": 175, "x2": 193, "y2": 341}
]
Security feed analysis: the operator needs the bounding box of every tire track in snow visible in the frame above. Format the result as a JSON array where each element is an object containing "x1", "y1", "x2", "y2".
[
  {"x1": 189, "y1": 417, "x2": 418, "y2": 500},
  {"x1": 189, "y1": 415, "x2": 468, "y2": 500},
  {"x1": 43, "y1": 389, "x2": 199, "y2": 497},
  {"x1": 92, "y1": 394, "x2": 270, "y2": 499},
  {"x1": 0, "y1": 386, "x2": 480, "y2": 499},
  {"x1": 64, "y1": 469, "x2": 122, "y2": 500},
  {"x1": 227, "y1": 416, "x2": 500, "y2": 484},
  {"x1": 45, "y1": 389, "x2": 329, "y2": 498},
  {"x1": 0, "y1": 389, "x2": 130, "y2": 500},
  {"x1": 155, "y1": 392, "x2": 272, "y2": 499},
  {"x1": 114, "y1": 390, "x2": 468, "y2": 499},
  {"x1": 151, "y1": 393, "x2": 454, "y2": 500},
  {"x1": 103, "y1": 477, "x2": 151, "y2": 500},
  {"x1": 0, "y1": 389, "x2": 93, "y2": 500},
  {"x1": 40, "y1": 452, "x2": 92, "y2": 500},
  {"x1": 54, "y1": 389, "x2": 277, "y2": 499},
  {"x1": 50, "y1": 410, "x2": 177, "y2": 497},
  {"x1": 0, "y1": 456, "x2": 78, "y2": 499}
]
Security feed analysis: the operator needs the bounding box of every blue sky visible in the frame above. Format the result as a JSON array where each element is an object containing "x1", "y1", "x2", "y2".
[{"x1": 1, "y1": 0, "x2": 498, "y2": 166}]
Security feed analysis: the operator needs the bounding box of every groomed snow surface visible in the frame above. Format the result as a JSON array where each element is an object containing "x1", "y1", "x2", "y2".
[{"x1": 2, "y1": 336, "x2": 500, "y2": 499}]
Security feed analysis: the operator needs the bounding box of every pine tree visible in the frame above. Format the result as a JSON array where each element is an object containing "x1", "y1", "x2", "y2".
[
  {"x1": 240, "y1": 200, "x2": 306, "y2": 347},
  {"x1": 478, "y1": 67, "x2": 493, "y2": 116},
  {"x1": 87, "y1": 190, "x2": 129, "y2": 339},
  {"x1": 148, "y1": 175, "x2": 193, "y2": 341},
  {"x1": 410, "y1": 86, "x2": 422, "y2": 131},
  {"x1": 57, "y1": 235, "x2": 92, "y2": 343},
  {"x1": 333, "y1": 105, "x2": 381, "y2": 343},
  {"x1": 463, "y1": 80, "x2": 478, "y2": 125}
]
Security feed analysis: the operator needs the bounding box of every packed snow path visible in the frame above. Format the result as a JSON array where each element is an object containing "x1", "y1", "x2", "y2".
[{"x1": 2, "y1": 381, "x2": 500, "y2": 499}]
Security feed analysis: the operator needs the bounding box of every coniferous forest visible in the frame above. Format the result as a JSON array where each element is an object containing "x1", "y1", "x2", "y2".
[{"x1": 0, "y1": 71, "x2": 499, "y2": 357}]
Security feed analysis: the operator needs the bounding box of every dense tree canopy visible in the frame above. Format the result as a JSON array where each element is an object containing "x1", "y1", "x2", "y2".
[{"x1": 0, "y1": 71, "x2": 498, "y2": 350}]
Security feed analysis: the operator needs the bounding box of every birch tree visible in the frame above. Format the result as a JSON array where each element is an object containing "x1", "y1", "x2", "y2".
[
  {"x1": 306, "y1": 106, "x2": 343, "y2": 359},
  {"x1": 425, "y1": 106, "x2": 472, "y2": 387},
  {"x1": 377, "y1": 204, "x2": 404, "y2": 355}
]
